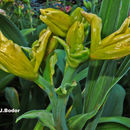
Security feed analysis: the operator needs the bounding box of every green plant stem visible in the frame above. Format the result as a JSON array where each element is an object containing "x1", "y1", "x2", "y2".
[
  {"x1": 35, "y1": 66, "x2": 75, "y2": 130},
  {"x1": 52, "y1": 97, "x2": 68, "y2": 130},
  {"x1": 52, "y1": 66, "x2": 75, "y2": 130}
]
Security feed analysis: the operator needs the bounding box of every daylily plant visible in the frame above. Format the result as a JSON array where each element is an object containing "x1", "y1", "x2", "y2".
[{"x1": 0, "y1": 6, "x2": 130, "y2": 130}]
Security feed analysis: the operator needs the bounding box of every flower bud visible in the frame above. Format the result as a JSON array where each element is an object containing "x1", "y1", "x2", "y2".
[
  {"x1": 0, "y1": 31, "x2": 38, "y2": 80},
  {"x1": 40, "y1": 8, "x2": 73, "y2": 37},
  {"x1": 90, "y1": 17, "x2": 130, "y2": 59},
  {"x1": 31, "y1": 28, "x2": 52, "y2": 72},
  {"x1": 66, "y1": 21, "x2": 84, "y2": 53},
  {"x1": 54, "y1": 20, "x2": 89, "y2": 68},
  {"x1": 45, "y1": 36, "x2": 58, "y2": 57},
  {"x1": 71, "y1": 7, "x2": 84, "y2": 22},
  {"x1": 71, "y1": 7, "x2": 89, "y2": 37},
  {"x1": 81, "y1": 11, "x2": 130, "y2": 60},
  {"x1": 81, "y1": 11, "x2": 102, "y2": 53}
]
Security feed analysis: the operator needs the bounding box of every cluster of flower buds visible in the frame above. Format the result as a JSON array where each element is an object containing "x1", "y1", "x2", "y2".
[
  {"x1": 0, "y1": 27, "x2": 58, "y2": 80},
  {"x1": 0, "y1": 7, "x2": 129, "y2": 80}
]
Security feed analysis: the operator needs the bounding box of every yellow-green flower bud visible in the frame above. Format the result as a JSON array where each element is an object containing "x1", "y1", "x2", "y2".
[
  {"x1": 81, "y1": 11, "x2": 102, "y2": 53},
  {"x1": 45, "y1": 36, "x2": 58, "y2": 57},
  {"x1": 71, "y1": 7, "x2": 84, "y2": 23},
  {"x1": 71, "y1": 7, "x2": 89, "y2": 37},
  {"x1": 90, "y1": 17, "x2": 130, "y2": 59},
  {"x1": 66, "y1": 21, "x2": 84, "y2": 53},
  {"x1": 81, "y1": 11, "x2": 130, "y2": 60},
  {"x1": 31, "y1": 28, "x2": 52, "y2": 72},
  {"x1": 0, "y1": 31, "x2": 38, "y2": 80},
  {"x1": 40, "y1": 8, "x2": 73, "y2": 37},
  {"x1": 54, "y1": 21, "x2": 89, "y2": 68}
]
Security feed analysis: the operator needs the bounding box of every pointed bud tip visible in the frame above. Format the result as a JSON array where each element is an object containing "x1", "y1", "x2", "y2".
[{"x1": 81, "y1": 11, "x2": 87, "y2": 15}]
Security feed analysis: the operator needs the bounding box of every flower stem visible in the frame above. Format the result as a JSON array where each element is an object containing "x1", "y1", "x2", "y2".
[
  {"x1": 34, "y1": 65, "x2": 75, "y2": 130},
  {"x1": 52, "y1": 65, "x2": 75, "y2": 130}
]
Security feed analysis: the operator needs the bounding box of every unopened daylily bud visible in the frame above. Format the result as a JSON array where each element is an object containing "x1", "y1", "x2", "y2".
[
  {"x1": 0, "y1": 31, "x2": 38, "y2": 80},
  {"x1": 40, "y1": 8, "x2": 73, "y2": 37},
  {"x1": 71, "y1": 7, "x2": 89, "y2": 29},
  {"x1": 81, "y1": 11, "x2": 102, "y2": 53},
  {"x1": 81, "y1": 11, "x2": 130, "y2": 60},
  {"x1": 71, "y1": 7, "x2": 89, "y2": 38},
  {"x1": 40, "y1": 15, "x2": 66, "y2": 37},
  {"x1": 54, "y1": 21, "x2": 89, "y2": 68},
  {"x1": 90, "y1": 17, "x2": 130, "y2": 59},
  {"x1": 31, "y1": 28, "x2": 52, "y2": 72},
  {"x1": 66, "y1": 21, "x2": 84, "y2": 53},
  {"x1": 71, "y1": 7, "x2": 84, "y2": 22},
  {"x1": 45, "y1": 36, "x2": 58, "y2": 57}
]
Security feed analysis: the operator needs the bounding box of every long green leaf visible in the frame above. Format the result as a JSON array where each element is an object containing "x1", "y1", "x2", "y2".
[
  {"x1": 21, "y1": 28, "x2": 36, "y2": 36},
  {"x1": 81, "y1": 0, "x2": 130, "y2": 129},
  {"x1": 96, "y1": 117, "x2": 130, "y2": 130},
  {"x1": 99, "y1": 117, "x2": 130, "y2": 128},
  {"x1": 102, "y1": 84, "x2": 126, "y2": 117},
  {"x1": 0, "y1": 70, "x2": 15, "y2": 90},
  {"x1": 67, "y1": 109, "x2": 98, "y2": 130},
  {"x1": 99, "y1": 0, "x2": 130, "y2": 36},
  {"x1": 0, "y1": 14, "x2": 28, "y2": 46},
  {"x1": 84, "y1": 60, "x2": 117, "y2": 113},
  {"x1": 116, "y1": 0, "x2": 130, "y2": 29},
  {"x1": 5, "y1": 87, "x2": 20, "y2": 109},
  {"x1": 16, "y1": 110, "x2": 56, "y2": 130}
]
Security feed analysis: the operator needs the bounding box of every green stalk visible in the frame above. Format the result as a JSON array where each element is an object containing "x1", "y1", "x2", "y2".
[
  {"x1": 52, "y1": 66, "x2": 75, "y2": 130},
  {"x1": 34, "y1": 66, "x2": 75, "y2": 130},
  {"x1": 46, "y1": 0, "x2": 49, "y2": 8},
  {"x1": 52, "y1": 97, "x2": 68, "y2": 130}
]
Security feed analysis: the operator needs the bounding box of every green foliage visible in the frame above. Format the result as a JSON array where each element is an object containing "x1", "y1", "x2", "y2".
[
  {"x1": 97, "y1": 117, "x2": 130, "y2": 130},
  {"x1": 0, "y1": 0, "x2": 129, "y2": 130},
  {"x1": 5, "y1": 87, "x2": 20, "y2": 109},
  {"x1": 0, "y1": 70, "x2": 15, "y2": 90},
  {"x1": 16, "y1": 110, "x2": 55, "y2": 130},
  {"x1": 102, "y1": 84, "x2": 126, "y2": 117},
  {"x1": 0, "y1": 14, "x2": 28, "y2": 46}
]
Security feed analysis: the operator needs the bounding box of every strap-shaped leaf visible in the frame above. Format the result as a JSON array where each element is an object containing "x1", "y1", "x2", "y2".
[
  {"x1": 5, "y1": 87, "x2": 20, "y2": 109},
  {"x1": 0, "y1": 14, "x2": 28, "y2": 46},
  {"x1": 79, "y1": 0, "x2": 130, "y2": 129},
  {"x1": 67, "y1": 109, "x2": 98, "y2": 130},
  {"x1": 21, "y1": 28, "x2": 36, "y2": 36},
  {"x1": 16, "y1": 110, "x2": 56, "y2": 130},
  {"x1": 96, "y1": 117, "x2": 130, "y2": 130},
  {"x1": 99, "y1": 0, "x2": 130, "y2": 36},
  {"x1": 102, "y1": 84, "x2": 126, "y2": 117},
  {"x1": 0, "y1": 70, "x2": 15, "y2": 90}
]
